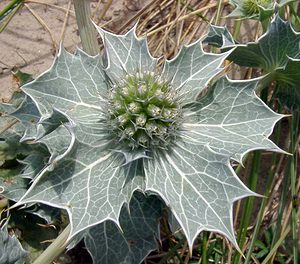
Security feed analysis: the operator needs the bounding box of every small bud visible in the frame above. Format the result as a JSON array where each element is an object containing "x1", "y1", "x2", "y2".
[
  {"x1": 136, "y1": 113, "x2": 147, "y2": 127},
  {"x1": 165, "y1": 91, "x2": 177, "y2": 105},
  {"x1": 145, "y1": 120, "x2": 158, "y2": 133},
  {"x1": 113, "y1": 100, "x2": 123, "y2": 111},
  {"x1": 118, "y1": 113, "x2": 130, "y2": 126},
  {"x1": 162, "y1": 108, "x2": 172, "y2": 119},
  {"x1": 121, "y1": 86, "x2": 130, "y2": 96},
  {"x1": 154, "y1": 89, "x2": 165, "y2": 101},
  {"x1": 128, "y1": 102, "x2": 141, "y2": 114},
  {"x1": 147, "y1": 104, "x2": 161, "y2": 117},
  {"x1": 124, "y1": 125, "x2": 135, "y2": 137},
  {"x1": 138, "y1": 84, "x2": 147, "y2": 96},
  {"x1": 137, "y1": 131, "x2": 149, "y2": 145},
  {"x1": 157, "y1": 124, "x2": 168, "y2": 135}
]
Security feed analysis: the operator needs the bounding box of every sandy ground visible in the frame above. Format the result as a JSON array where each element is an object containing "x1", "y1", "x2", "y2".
[{"x1": 0, "y1": 0, "x2": 147, "y2": 101}]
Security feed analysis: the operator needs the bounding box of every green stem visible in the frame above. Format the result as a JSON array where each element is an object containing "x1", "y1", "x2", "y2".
[
  {"x1": 0, "y1": 1, "x2": 23, "y2": 33},
  {"x1": 262, "y1": 211, "x2": 300, "y2": 264},
  {"x1": 269, "y1": 111, "x2": 299, "y2": 263},
  {"x1": 233, "y1": 19, "x2": 242, "y2": 40},
  {"x1": 73, "y1": 0, "x2": 99, "y2": 56},
  {"x1": 202, "y1": 231, "x2": 208, "y2": 264},
  {"x1": 290, "y1": 111, "x2": 299, "y2": 264},
  {"x1": 244, "y1": 116, "x2": 282, "y2": 264},
  {"x1": 0, "y1": 0, "x2": 22, "y2": 19},
  {"x1": 270, "y1": 140, "x2": 291, "y2": 255},
  {"x1": 234, "y1": 151, "x2": 261, "y2": 264},
  {"x1": 32, "y1": 224, "x2": 71, "y2": 264},
  {"x1": 214, "y1": 0, "x2": 223, "y2": 25}
]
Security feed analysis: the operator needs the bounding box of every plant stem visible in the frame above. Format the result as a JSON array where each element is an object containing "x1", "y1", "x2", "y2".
[
  {"x1": 0, "y1": 1, "x2": 23, "y2": 33},
  {"x1": 268, "y1": 110, "x2": 299, "y2": 263},
  {"x1": 234, "y1": 151, "x2": 261, "y2": 264},
  {"x1": 262, "y1": 210, "x2": 300, "y2": 264},
  {"x1": 202, "y1": 231, "x2": 208, "y2": 264},
  {"x1": 73, "y1": 0, "x2": 99, "y2": 56},
  {"x1": 214, "y1": 0, "x2": 223, "y2": 25},
  {"x1": 290, "y1": 111, "x2": 299, "y2": 264},
  {"x1": 244, "y1": 119, "x2": 282, "y2": 264},
  {"x1": 33, "y1": 224, "x2": 71, "y2": 264},
  {"x1": 0, "y1": 0, "x2": 22, "y2": 19},
  {"x1": 233, "y1": 19, "x2": 242, "y2": 40}
]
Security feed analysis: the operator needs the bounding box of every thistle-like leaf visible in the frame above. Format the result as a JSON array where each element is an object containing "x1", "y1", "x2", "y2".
[
  {"x1": 228, "y1": 15, "x2": 300, "y2": 111},
  {"x1": 228, "y1": 15, "x2": 300, "y2": 71},
  {"x1": 162, "y1": 40, "x2": 230, "y2": 104},
  {"x1": 145, "y1": 77, "x2": 283, "y2": 248}
]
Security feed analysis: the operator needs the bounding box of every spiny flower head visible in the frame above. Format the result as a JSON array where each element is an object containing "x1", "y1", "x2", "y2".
[
  {"x1": 107, "y1": 71, "x2": 182, "y2": 149},
  {"x1": 241, "y1": 0, "x2": 272, "y2": 16}
]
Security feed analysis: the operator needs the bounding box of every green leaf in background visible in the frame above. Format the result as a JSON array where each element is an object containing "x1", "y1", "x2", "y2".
[
  {"x1": 85, "y1": 192, "x2": 164, "y2": 264},
  {"x1": 0, "y1": 23, "x2": 284, "y2": 262},
  {"x1": 275, "y1": 57, "x2": 300, "y2": 110},
  {"x1": 0, "y1": 223, "x2": 27, "y2": 264},
  {"x1": 228, "y1": 15, "x2": 300, "y2": 70},
  {"x1": 227, "y1": 15, "x2": 300, "y2": 110}
]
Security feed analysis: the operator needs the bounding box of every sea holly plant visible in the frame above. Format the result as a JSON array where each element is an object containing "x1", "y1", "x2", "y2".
[{"x1": 0, "y1": 21, "x2": 286, "y2": 263}]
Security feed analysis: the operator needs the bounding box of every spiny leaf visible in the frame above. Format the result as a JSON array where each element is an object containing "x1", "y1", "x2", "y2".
[
  {"x1": 98, "y1": 26, "x2": 158, "y2": 81},
  {"x1": 227, "y1": 15, "x2": 300, "y2": 111},
  {"x1": 183, "y1": 77, "x2": 284, "y2": 162},
  {"x1": 145, "y1": 77, "x2": 283, "y2": 248},
  {"x1": 85, "y1": 192, "x2": 164, "y2": 264},
  {"x1": 162, "y1": 40, "x2": 230, "y2": 104},
  {"x1": 0, "y1": 167, "x2": 28, "y2": 201},
  {"x1": 228, "y1": 15, "x2": 300, "y2": 71}
]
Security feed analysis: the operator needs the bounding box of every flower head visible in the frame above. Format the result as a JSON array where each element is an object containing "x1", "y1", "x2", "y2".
[{"x1": 106, "y1": 71, "x2": 182, "y2": 150}]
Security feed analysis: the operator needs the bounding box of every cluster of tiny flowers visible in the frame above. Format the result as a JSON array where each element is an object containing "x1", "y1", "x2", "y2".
[{"x1": 107, "y1": 72, "x2": 182, "y2": 149}]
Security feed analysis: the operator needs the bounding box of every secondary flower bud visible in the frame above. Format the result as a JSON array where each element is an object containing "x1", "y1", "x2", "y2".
[{"x1": 136, "y1": 113, "x2": 147, "y2": 127}]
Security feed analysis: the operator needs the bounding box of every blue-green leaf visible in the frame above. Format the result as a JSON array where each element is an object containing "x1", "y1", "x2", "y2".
[
  {"x1": 85, "y1": 192, "x2": 163, "y2": 264},
  {"x1": 162, "y1": 41, "x2": 230, "y2": 104},
  {"x1": 228, "y1": 15, "x2": 300, "y2": 71}
]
